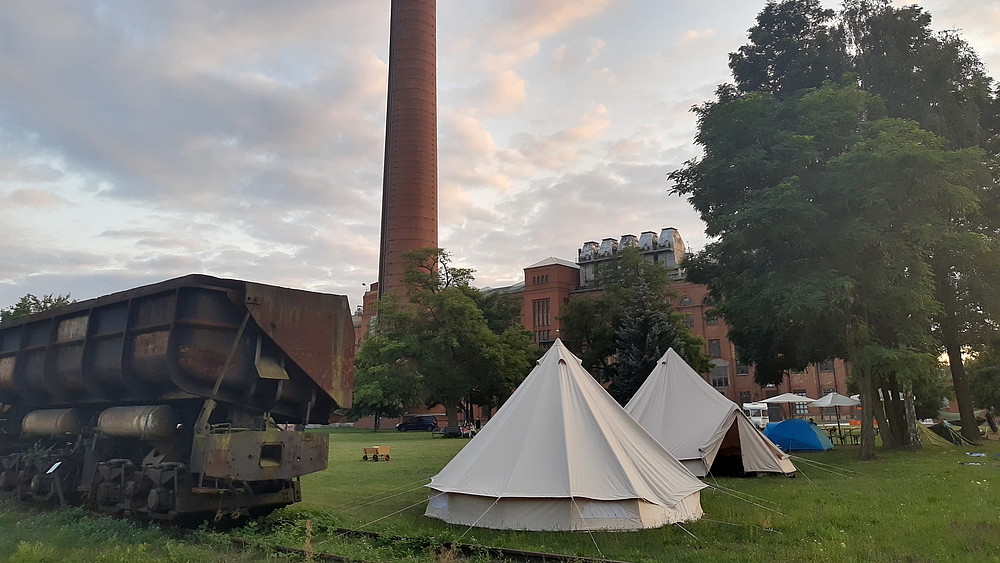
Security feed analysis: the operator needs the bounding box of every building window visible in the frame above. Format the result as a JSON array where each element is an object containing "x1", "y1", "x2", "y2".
[
  {"x1": 532, "y1": 299, "x2": 551, "y2": 327},
  {"x1": 708, "y1": 339, "x2": 722, "y2": 358},
  {"x1": 702, "y1": 295, "x2": 715, "y2": 305},
  {"x1": 793, "y1": 390, "x2": 809, "y2": 415},
  {"x1": 705, "y1": 314, "x2": 718, "y2": 326},
  {"x1": 682, "y1": 314, "x2": 694, "y2": 328},
  {"x1": 739, "y1": 391, "x2": 752, "y2": 404},
  {"x1": 711, "y1": 364, "x2": 729, "y2": 389},
  {"x1": 819, "y1": 360, "x2": 834, "y2": 372},
  {"x1": 679, "y1": 296, "x2": 692, "y2": 306},
  {"x1": 822, "y1": 388, "x2": 835, "y2": 397},
  {"x1": 736, "y1": 363, "x2": 750, "y2": 376}
]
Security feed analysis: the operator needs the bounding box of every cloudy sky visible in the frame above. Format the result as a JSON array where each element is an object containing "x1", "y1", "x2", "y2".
[{"x1": 1, "y1": 1, "x2": 997, "y2": 311}]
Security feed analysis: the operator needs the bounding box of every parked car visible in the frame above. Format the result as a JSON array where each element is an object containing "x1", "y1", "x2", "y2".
[{"x1": 396, "y1": 415, "x2": 439, "y2": 432}]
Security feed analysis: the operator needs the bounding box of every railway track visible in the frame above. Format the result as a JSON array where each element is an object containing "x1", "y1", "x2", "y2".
[{"x1": 229, "y1": 527, "x2": 635, "y2": 563}]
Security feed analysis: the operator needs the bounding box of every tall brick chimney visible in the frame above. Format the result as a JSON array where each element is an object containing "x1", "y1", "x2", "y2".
[{"x1": 377, "y1": 0, "x2": 438, "y2": 298}]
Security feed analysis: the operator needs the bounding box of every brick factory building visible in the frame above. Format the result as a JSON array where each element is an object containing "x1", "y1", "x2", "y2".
[{"x1": 519, "y1": 228, "x2": 852, "y2": 423}]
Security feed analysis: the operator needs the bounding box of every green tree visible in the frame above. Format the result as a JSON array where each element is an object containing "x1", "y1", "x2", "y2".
[
  {"x1": 911, "y1": 368, "x2": 949, "y2": 421},
  {"x1": 351, "y1": 302, "x2": 425, "y2": 431},
  {"x1": 844, "y1": 0, "x2": 992, "y2": 149},
  {"x1": 673, "y1": 0, "x2": 998, "y2": 456},
  {"x1": 559, "y1": 247, "x2": 709, "y2": 404},
  {"x1": 843, "y1": 0, "x2": 1000, "y2": 441},
  {"x1": 464, "y1": 287, "x2": 535, "y2": 418},
  {"x1": 968, "y1": 346, "x2": 1000, "y2": 412},
  {"x1": 1, "y1": 293, "x2": 74, "y2": 323},
  {"x1": 671, "y1": 79, "x2": 987, "y2": 460},
  {"x1": 470, "y1": 288, "x2": 523, "y2": 335},
  {"x1": 729, "y1": 0, "x2": 848, "y2": 97},
  {"x1": 355, "y1": 248, "x2": 539, "y2": 426},
  {"x1": 610, "y1": 301, "x2": 697, "y2": 405}
]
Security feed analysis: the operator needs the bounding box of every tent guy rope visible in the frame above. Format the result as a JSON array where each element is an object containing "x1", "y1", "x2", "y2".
[
  {"x1": 571, "y1": 496, "x2": 606, "y2": 559},
  {"x1": 330, "y1": 478, "x2": 433, "y2": 511},
  {"x1": 457, "y1": 496, "x2": 501, "y2": 540}
]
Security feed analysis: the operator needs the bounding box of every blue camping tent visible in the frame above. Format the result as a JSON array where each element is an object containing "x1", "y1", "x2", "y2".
[{"x1": 763, "y1": 419, "x2": 834, "y2": 452}]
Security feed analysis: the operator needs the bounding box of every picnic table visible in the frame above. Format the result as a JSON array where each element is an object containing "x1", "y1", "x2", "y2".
[
  {"x1": 823, "y1": 425, "x2": 870, "y2": 445},
  {"x1": 433, "y1": 425, "x2": 476, "y2": 438}
]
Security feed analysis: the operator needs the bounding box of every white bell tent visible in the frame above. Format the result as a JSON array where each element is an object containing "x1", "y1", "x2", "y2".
[
  {"x1": 625, "y1": 348, "x2": 795, "y2": 477},
  {"x1": 425, "y1": 339, "x2": 705, "y2": 531}
]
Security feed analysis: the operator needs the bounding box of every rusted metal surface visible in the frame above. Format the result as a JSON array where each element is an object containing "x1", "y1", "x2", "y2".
[
  {"x1": 0, "y1": 274, "x2": 355, "y2": 420},
  {"x1": 0, "y1": 275, "x2": 346, "y2": 520},
  {"x1": 0, "y1": 357, "x2": 14, "y2": 392},
  {"x1": 192, "y1": 429, "x2": 328, "y2": 481},
  {"x1": 244, "y1": 282, "x2": 355, "y2": 409},
  {"x1": 56, "y1": 316, "x2": 88, "y2": 342}
]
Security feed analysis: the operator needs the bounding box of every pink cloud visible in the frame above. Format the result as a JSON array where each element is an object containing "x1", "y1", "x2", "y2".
[{"x1": 4, "y1": 188, "x2": 73, "y2": 208}]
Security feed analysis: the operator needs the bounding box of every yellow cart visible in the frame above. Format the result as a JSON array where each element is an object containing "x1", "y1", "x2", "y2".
[{"x1": 362, "y1": 445, "x2": 390, "y2": 461}]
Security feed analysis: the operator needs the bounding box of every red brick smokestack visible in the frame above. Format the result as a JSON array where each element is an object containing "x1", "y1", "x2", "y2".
[{"x1": 378, "y1": 0, "x2": 438, "y2": 298}]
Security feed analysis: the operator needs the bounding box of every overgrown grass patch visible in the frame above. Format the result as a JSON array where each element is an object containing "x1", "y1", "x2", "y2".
[
  {"x1": 232, "y1": 428, "x2": 1000, "y2": 562},
  {"x1": 0, "y1": 501, "x2": 279, "y2": 562},
  {"x1": 3, "y1": 429, "x2": 999, "y2": 561}
]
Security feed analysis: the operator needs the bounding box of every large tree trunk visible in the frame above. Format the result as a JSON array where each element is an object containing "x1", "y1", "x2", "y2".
[
  {"x1": 445, "y1": 403, "x2": 460, "y2": 427},
  {"x1": 874, "y1": 382, "x2": 896, "y2": 451},
  {"x1": 857, "y1": 363, "x2": 878, "y2": 461},
  {"x1": 935, "y1": 266, "x2": 981, "y2": 442},
  {"x1": 904, "y1": 386, "x2": 921, "y2": 450},
  {"x1": 878, "y1": 378, "x2": 902, "y2": 447},
  {"x1": 887, "y1": 373, "x2": 912, "y2": 448},
  {"x1": 946, "y1": 344, "x2": 981, "y2": 442}
]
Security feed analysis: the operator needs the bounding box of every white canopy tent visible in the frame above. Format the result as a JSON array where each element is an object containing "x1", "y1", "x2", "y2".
[
  {"x1": 762, "y1": 392, "x2": 817, "y2": 421},
  {"x1": 761, "y1": 393, "x2": 818, "y2": 404},
  {"x1": 425, "y1": 339, "x2": 706, "y2": 531},
  {"x1": 811, "y1": 392, "x2": 860, "y2": 408},
  {"x1": 812, "y1": 392, "x2": 861, "y2": 440},
  {"x1": 625, "y1": 349, "x2": 795, "y2": 477}
]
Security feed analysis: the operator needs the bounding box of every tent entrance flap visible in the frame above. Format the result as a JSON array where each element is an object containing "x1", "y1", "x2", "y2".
[{"x1": 706, "y1": 422, "x2": 746, "y2": 476}]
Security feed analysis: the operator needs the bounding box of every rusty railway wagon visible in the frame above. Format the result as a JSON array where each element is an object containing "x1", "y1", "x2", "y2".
[{"x1": 0, "y1": 275, "x2": 354, "y2": 521}]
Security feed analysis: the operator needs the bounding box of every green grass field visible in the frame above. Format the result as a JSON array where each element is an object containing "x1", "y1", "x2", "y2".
[
  {"x1": 2, "y1": 428, "x2": 999, "y2": 562},
  {"x1": 236, "y1": 427, "x2": 1000, "y2": 562}
]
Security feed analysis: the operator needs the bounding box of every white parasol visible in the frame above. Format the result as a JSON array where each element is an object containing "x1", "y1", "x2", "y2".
[{"x1": 812, "y1": 392, "x2": 861, "y2": 442}]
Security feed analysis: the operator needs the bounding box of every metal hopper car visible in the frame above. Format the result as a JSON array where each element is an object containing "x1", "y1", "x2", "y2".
[{"x1": 0, "y1": 275, "x2": 354, "y2": 521}]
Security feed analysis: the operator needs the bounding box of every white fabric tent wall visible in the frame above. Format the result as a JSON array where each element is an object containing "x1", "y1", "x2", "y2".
[
  {"x1": 425, "y1": 339, "x2": 705, "y2": 531},
  {"x1": 625, "y1": 349, "x2": 795, "y2": 477}
]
